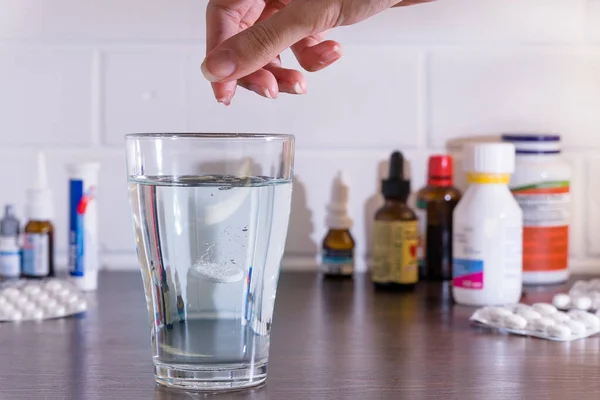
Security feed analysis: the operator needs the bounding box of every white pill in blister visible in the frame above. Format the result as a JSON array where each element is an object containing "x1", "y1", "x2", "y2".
[
  {"x1": 501, "y1": 314, "x2": 528, "y2": 330},
  {"x1": 569, "y1": 311, "x2": 600, "y2": 330},
  {"x1": 532, "y1": 303, "x2": 557, "y2": 316},
  {"x1": 550, "y1": 311, "x2": 570, "y2": 323},
  {"x1": 552, "y1": 293, "x2": 571, "y2": 309},
  {"x1": 516, "y1": 308, "x2": 542, "y2": 321},
  {"x1": 572, "y1": 280, "x2": 589, "y2": 292},
  {"x1": 71, "y1": 300, "x2": 87, "y2": 313},
  {"x1": 564, "y1": 319, "x2": 586, "y2": 336},
  {"x1": 484, "y1": 307, "x2": 513, "y2": 323},
  {"x1": 573, "y1": 296, "x2": 592, "y2": 311},
  {"x1": 51, "y1": 306, "x2": 67, "y2": 317},
  {"x1": 44, "y1": 299, "x2": 58, "y2": 309},
  {"x1": 21, "y1": 302, "x2": 36, "y2": 313},
  {"x1": 0, "y1": 296, "x2": 7, "y2": 306},
  {"x1": 44, "y1": 280, "x2": 62, "y2": 293},
  {"x1": 55, "y1": 288, "x2": 71, "y2": 300},
  {"x1": 548, "y1": 324, "x2": 572, "y2": 339},
  {"x1": 27, "y1": 309, "x2": 44, "y2": 320},
  {"x1": 3, "y1": 288, "x2": 19, "y2": 299},
  {"x1": 532, "y1": 317, "x2": 556, "y2": 332},
  {"x1": 34, "y1": 292, "x2": 50, "y2": 304},
  {"x1": 7, "y1": 310, "x2": 22, "y2": 321},
  {"x1": 23, "y1": 285, "x2": 41, "y2": 296},
  {"x1": 508, "y1": 303, "x2": 531, "y2": 313}
]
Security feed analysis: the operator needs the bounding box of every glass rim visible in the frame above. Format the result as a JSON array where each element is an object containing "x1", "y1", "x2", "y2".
[{"x1": 125, "y1": 133, "x2": 294, "y2": 141}]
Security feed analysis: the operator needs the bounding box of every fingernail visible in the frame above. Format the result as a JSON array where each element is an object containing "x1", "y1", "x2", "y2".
[
  {"x1": 217, "y1": 97, "x2": 231, "y2": 106},
  {"x1": 293, "y1": 82, "x2": 305, "y2": 94},
  {"x1": 319, "y1": 46, "x2": 343, "y2": 64},
  {"x1": 248, "y1": 85, "x2": 276, "y2": 99},
  {"x1": 201, "y1": 50, "x2": 238, "y2": 82}
]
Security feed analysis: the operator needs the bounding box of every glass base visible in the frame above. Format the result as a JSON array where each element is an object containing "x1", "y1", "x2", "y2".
[{"x1": 154, "y1": 361, "x2": 268, "y2": 392}]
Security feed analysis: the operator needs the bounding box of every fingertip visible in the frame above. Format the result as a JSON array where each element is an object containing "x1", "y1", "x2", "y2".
[
  {"x1": 295, "y1": 41, "x2": 343, "y2": 72},
  {"x1": 211, "y1": 82, "x2": 236, "y2": 106}
]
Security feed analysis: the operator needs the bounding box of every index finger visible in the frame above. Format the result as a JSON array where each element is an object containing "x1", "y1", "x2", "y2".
[{"x1": 205, "y1": 0, "x2": 256, "y2": 104}]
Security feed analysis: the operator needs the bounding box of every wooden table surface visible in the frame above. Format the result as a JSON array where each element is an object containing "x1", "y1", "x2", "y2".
[{"x1": 0, "y1": 271, "x2": 598, "y2": 399}]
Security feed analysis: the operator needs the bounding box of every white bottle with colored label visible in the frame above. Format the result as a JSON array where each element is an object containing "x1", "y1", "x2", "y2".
[
  {"x1": 452, "y1": 142, "x2": 523, "y2": 306},
  {"x1": 68, "y1": 162, "x2": 100, "y2": 291},
  {"x1": 501, "y1": 134, "x2": 571, "y2": 285}
]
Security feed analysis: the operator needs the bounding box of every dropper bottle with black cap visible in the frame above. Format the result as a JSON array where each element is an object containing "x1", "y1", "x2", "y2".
[{"x1": 371, "y1": 151, "x2": 419, "y2": 291}]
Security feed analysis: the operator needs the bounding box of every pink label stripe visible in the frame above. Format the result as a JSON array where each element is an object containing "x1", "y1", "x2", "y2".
[{"x1": 453, "y1": 272, "x2": 483, "y2": 289}]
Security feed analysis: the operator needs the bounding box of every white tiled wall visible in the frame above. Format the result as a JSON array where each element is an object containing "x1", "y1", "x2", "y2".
[{"x1": 1, "y1": 0, "x2": 600, "y2": 273}]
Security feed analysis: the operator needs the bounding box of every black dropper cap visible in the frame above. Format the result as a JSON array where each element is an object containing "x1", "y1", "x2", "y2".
[{"x1": 381, "y1": 151, "x2": 410, "y2": 201}]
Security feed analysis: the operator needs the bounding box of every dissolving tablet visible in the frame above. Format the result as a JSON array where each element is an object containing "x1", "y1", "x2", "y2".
[{"x1": 192, "y1": 263, "x2": 245, "y2": 284}]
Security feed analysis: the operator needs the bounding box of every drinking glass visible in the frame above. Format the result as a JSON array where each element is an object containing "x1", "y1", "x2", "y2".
[{"x1": 125, "y1": 133, "x2": 294, "y2": 391}]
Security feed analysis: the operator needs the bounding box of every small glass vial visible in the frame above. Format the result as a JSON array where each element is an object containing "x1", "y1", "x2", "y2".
[
  {"x1": 372, "y1": 151, "x2": 419, "y2": 291},
  {"x1": 320, "y1": 172, "x2": 355, "y2": 279},
  {"x1": 501, "y1": 134, "x2": 571, "y2": 285}
]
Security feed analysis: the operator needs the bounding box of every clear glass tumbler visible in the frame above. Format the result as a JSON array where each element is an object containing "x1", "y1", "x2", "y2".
[{"x1": 125, "y1": 133, "x2": 294, "y2": 391}]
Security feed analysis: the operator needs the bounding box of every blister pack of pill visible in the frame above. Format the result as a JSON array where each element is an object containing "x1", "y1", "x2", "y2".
[
  {"x1": 0, "y1": 278, "x2": 87, "y2": 322},
  {"x1": 552, "y1": 279, "x2": 600, "y2": 312},
  {"x1": 470, "y1": 302, "x2": 600, "y2": 341}
]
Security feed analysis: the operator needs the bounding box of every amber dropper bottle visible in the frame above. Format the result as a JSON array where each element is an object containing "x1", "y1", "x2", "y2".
[{"x1": 371, "y1": 151, "x2": 419, "y2": 291}]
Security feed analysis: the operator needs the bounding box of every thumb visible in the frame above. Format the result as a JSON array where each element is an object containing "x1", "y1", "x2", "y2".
[{"x1": 201, "y1": 0, "x2": 325, "y2": 83}]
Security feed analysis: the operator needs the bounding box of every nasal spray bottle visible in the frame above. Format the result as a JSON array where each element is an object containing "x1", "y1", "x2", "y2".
[
  {"x1": 22, "y1": 152, "x2": 54, "y2": 279},
  {"x1": 0, "y1": 205, "x2": 22, "y2": 279},
  {"x1": 320, "y1": 172, "x2": 355, "y2": 279},
  {"x1": 68, "y1": 163, "x2": 100, "y2": 291}
]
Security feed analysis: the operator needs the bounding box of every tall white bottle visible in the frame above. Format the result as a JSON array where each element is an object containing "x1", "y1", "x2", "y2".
[{"x1": 452, "y1": 142, "x2": 523, "y2": 306}]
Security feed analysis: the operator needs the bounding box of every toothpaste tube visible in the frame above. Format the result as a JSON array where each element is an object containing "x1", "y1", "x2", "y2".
[{"x1": 68, "y1": 162, "x2": 100, "y2": 291}]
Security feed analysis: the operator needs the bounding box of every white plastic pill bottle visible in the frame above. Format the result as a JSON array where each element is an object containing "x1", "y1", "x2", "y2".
[
  {"x1": 452, "y1": 142, "x2": 523, "y2": 306},
  {"x1": 501, "y1": 134, "x2": 571, "y2": 285}
]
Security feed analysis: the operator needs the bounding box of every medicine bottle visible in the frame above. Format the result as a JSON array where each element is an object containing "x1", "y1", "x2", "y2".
[
  {"x1": 501, "y1": 134, "x2": 571, "y2": 285},
  {"x1": 372, "y1": 151, "x2": 419, "y2": 291},
  {"x1": 452, "y1": 142, "x2": 523, "y2": 306},
  {"x1": 320, "y1": 172, "x2": 355, "y2": 279},
  {"x1": 416, "y1": 155, "x2": 462, "y2": 281},
  {"x1": 0, "y1": 205, "x2": 21, "y2": 280},
  {"x1": 22, "y1": 153, "x2": 54, "y2": 279}
]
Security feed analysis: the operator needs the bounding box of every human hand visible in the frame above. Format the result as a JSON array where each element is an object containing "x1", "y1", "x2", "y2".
[{"x1": 202, "y1": 0, "x2": 436, "y2": 104}]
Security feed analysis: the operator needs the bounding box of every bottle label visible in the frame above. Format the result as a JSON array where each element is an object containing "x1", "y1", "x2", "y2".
[
  {"x1": 321, "y1": 248, "x2": 354, "y2": 276},
  {"x1": 0, "y1": 250, "x2": 21, "y2": 277},
  {"x1": 512, "y1": 181, "x2": 569, "y2": 272},
  {"x1": 415, "y1": 199, "x2": 427, "y2": 269},
  {"x1": 22, "y1": 233, "x2": 50, "y2": 276},
  {"x1": 453, "y1": 222, "x2": 522, "y2": 290},
  {"x1": 372, "y1": 220, "x2": 419, "y2": 284}
]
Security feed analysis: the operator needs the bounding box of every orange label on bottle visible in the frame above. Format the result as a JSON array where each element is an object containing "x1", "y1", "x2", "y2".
[
  {"x1": 523, "y1": 226, "x2": 569, "y2": 272},
  {"x1": 512, "y1": 180, "x2": 570, "y2": 273}
]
